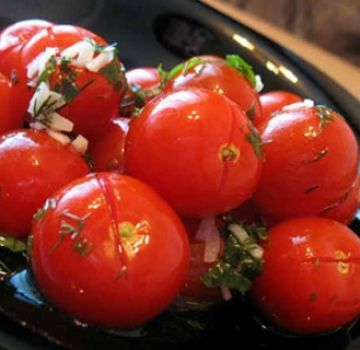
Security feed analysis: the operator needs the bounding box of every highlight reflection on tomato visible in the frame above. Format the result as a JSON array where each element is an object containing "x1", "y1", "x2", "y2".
[{"x1": 30, "y1": 173, "x2": 190, "y2": 328}]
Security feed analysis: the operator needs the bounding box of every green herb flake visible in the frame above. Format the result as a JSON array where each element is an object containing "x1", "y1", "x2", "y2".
[
  {"x1": 245, "y1": 123, "x2": 263, "y2": 158},
  {"x1": 99, "y1": 59, "x2": 127, "y2": 92},
  {"x1": 225, "y1": 55, "x2": 256, "y2": 88},
  {"x1": 0, "y1": 234, "x2": 27, "y2": 253},
  {"x1": 315, "y1": 105, "x2": 335, "y2": 130},
  {"x1": 303, "y1": 148, "x2": 329, "y2": 164},
  {"x1": 36, "y1": 56, "x2": 57, "y2": 87},
  {"x1": 305, "y1": 185, "x2": 320, "y2": 194},
  {"x1": 73, "y1": 237, "x2": 93, "y2": 257},
  {"x1": 246, "y1": 102, "x2": 256, "y2": 122},
  {"x1": 33, "y1": 198, "x2": 57, "y2": 223}
]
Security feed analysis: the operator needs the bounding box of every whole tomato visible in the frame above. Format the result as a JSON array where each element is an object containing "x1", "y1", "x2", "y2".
[
  {"x1": 181, "y1": 217, "x2": 223, "y2": 302},
  {"x1": 253, "y1": 105, "x2": 359, "y2": 222},
  {"x1": 0, "y1": 129, "x2": 89, "y2": 237},
  {"x1": 125, "y1": 88, "x2": 263, "y2": 218},
  {"x1": 89, "y1": 117, "x2": 129, "y2": 172},
  {"x1": 30, "y1": 173, "x2": 189, "y2": 328},
  {"x1": 251, "y1": 217, "x2": 360, "y2": 334},
  {"x1": 20, "y1": 25, "x2": 126, "y2": 139},
  {"x1": 0, "y1": 20, "x2": 53, "y2": 127},
  {"x1": 0, "y1": 73, "x2": 23, "y2": 134},
  {"x1": 259, "y1": 90, "x2": 302, "y2": 124},
  {"x1": 163, "y1": 55, "x2": 263, "y2": 126}
]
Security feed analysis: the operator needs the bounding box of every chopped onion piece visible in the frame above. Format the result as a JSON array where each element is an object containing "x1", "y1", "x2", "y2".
[
  {"x1": 196, "y1": 217, "x2": 221, "y2": 263},
  {"x1": 249, "y1": 246, "x2": 264, "y2": 260},
  {"x1": 228, "y1": 224, "x2": 249, "y2": 243},
  {"x1": 71, "y1": 134, "x2": 89, "y2": 154},
  {"x1": 46, "y1": 129, "x2": 71, "y2": 145},
  {"x1": 48, "y1": 112, "x2": 74, "y2": 132},
  {"x1": 255, "y1": 74, "x2": 264, "y2": 92},
  {"x1": 86, "y1": 49, "x2": 114, "y2": 72},
  {"x1": 28, "y1": 82, "x2": 66, "y2": 117},
  {"x1": 61, "y1": 40, "x2": 95, "y2": 67},
  {"x1": 27, "y1": 47, "x2": 58, "y2": 81},
  {"x1": 283, "y1": 98, "x2": 314, "y2": 111},
  {"x1": 221, "y1": 287, "x2": 232, "y2": 301}
]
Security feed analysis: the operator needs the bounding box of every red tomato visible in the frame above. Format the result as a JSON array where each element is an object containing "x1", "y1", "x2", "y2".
[
  {"x1": 30, "y1": 173, "x2": 189, "y2": 328},
  {"x1": 321, "y1": 175, "x2": 360, "y2": 225},
  {"x1": 163, "y1": 55, "x2": 262, "y2": 126},
  {"x1": 0, "y1": 129, "x2": 89, "y2": 237},
  {"x1": 251, "y1": 217, "x2": 360, "y2": 334},
  {"x1": 89, "y1": 117, "x2": 129, "y2": 172},
  {"x1": 0, "y1": 20, "x2": 53, "y2": 128},
  {"x1": 259, "y1": 90, "x2": 302, "y2": 124},
  {"x1": 125, "y1": 88, "x2": 263, "y2": 218},
  {"x1": 253, "y1": 105, "x2": 359, "y2": 222},
  {"x1": 181, "y1": 217, "x2": 223, "y2": 302},
  {"x1": 19, "y1": 25, "x2": 125, "y2": 139},
  {"x1": 0, "y1": 73, "x2": 23, "y2": 133},
  {"x1": 122, "y1": 67, "x2": 161, "y2": 117}
]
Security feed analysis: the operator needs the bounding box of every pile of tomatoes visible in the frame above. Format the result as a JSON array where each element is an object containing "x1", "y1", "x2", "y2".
[{"x1": 0, "y1": 19, "x2": 359, "y2": 336}]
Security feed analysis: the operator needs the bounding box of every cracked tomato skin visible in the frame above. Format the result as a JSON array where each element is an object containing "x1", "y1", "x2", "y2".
[
  {"x1": 0, "y1": 129, "x2": 89, "y2": 237},
  {"x1": 253, "y1": 105, "x2": 359, "y2": 223},
  {"x1": 163, "y1": 55, "x2": 263, "y2": 126},
  {"x1": 125, "y1": 88, "x2": 262, "y2": 218},
  {"x1": 251, "y1": 217, "x2": 360, "y2": 334},
  {"x1": 30, "y1": 173, "x2": 189, "y2": 328}
]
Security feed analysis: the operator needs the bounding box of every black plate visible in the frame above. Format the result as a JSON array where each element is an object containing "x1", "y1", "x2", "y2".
[{"x1": 0, "y1": 0, "x2": 359, "y2": 349}]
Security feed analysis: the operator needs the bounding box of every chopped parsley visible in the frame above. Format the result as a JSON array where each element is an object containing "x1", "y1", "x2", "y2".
[{"x1": 225, "y1": 55, "x2": 256, "y2": 88}]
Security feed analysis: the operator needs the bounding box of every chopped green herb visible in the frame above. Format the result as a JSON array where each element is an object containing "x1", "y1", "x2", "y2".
[
  {"x1": 0, "y1": 234, "x2": 27, "y2": 253},
  {"x1": 225, "y1": 55, "x2": 256, "y2": 88},
  {"x1": 36, "y1": 56, "x2": 57, "y2": 87},
  {"x1": 305, "y1": 185, "x2": 320, "y2": 194},
  {"x1": 303, "y1": 148, "x2": 329, "y2": 164},
  {"x1": 246, "y1": 102, "x2": 256, "y2": 122},
  {"x1": 315, "y1": 105, "x2": 335, "y2": 130},
  {"x1": 245, "y1": 123, "x2": 263, "y2": 158},
  {"x1": 33, "y1": 198, "x2": 57, "y2": 223},
  {"x1": 99, "y1": 59, "x2": 126, "y2": 92},
  {"x1": 73, "y1": 237, "x2": 93, "y2": 257},
  {"x1": 83, "y1": 152, "x2": 94, "y2": 170}
]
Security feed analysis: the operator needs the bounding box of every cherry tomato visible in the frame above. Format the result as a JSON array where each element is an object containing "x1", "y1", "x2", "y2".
[
  {"x1": 89, "y1": 117, "x2": 129, "y2": 172},
  {"x1": 251, "y1": 217, "x2": 360, "y2": 334},
  {"x1": 0, "y1": 129, "x2": 89, "y2": 237},
  {"x1": 253, "y1": 105, "x2": 359, "y2": 222},
  {"x1": 0, "y1": 20, "x2": 53, "y2": 128},
  {"x1": 19, "y1": 25, "x2": 125, "y2": 139},
  {"x1": 122, "y1": 67, "x2": 161, "y2": 117},
  {"x1": 125, "y1": 88, "x2": 262, "y2": 218},
  {"x1": 163, "y1": 55, "x2": 262, "y2": 126},
  {"x1": 259, "y1": 90, "x2": 302, "y2": 124},
  {"x1": 0, "y1": 73, "x2": 23, "y2": 134},
  {"x1": 30, "y1": 173, "x2": 189, "y2": 328},
  {"x1": 181, "y1": 217, "x2": 223, "y2": 302}
]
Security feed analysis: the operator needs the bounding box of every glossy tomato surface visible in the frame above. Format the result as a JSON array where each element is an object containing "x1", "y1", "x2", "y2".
[
  {"x1": 253, "y1": 105, "x2": 359, "y2": 222},
  {"x1": 89, "y1": 117, "x2": 129, "y2": 172},
  {"x1": 0, "y1": 129, "x2": 89, "y2": 237},
  {"x1": 30, "y1": 173, "x2": 190, "y2": 328},
  {"x1": 164, "y1": 55, "x2": 262, "y2": 126},
  {"x1": 259, "y1": 90, "x2": 302, "y2": 124},
  {"x1": 125, "y1": 88, "x2": 262, "y2": 218},
  {"x1": 0, "y1": 73, "x2": 23, "y2": 134},
  {"x1": 251, "y1": 217, "x2": 360, "y2": 334}
]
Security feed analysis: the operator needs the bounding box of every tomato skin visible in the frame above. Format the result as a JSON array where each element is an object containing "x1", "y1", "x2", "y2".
[
  {"x1": 0, "y1": 73, "x2": 23, "y2": 134},
  {"x1": 164, "y1": 55, "x2": 262, "y2": 126},
  {"x1": 181, "y1": 217, "x2": 223, "y2": 302},
  {"x1": 253, "y1": 106, "x2": 359, "y2": 222},
  {"x1": 251, "y1": 217, "x2": 360, "y2": 334},
  {"x1": 19, "y1": 25, "x2": 122, "y2": 139},
  {"x1": 0, "y1": 129, "x2": 89, "y2": 237},
  {"x1": 259, "y1": 90, "x2": 302, "y2": 124},
  {"x1": 89, "y1": 117, "x2": 129, "y2": 172},
  {"x1": 30, "y1": 173, "x2": 190, "y2": 328},
  {"x1": 125, "y1": 88, "x2": 262, "y2": 218}
]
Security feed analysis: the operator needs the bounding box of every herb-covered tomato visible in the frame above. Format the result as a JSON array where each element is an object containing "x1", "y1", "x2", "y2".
[
  {"x1": 259, "y1": 90, "x2": 302, "y2": 124},
  {"x1": 122, "y1": 67, "x2": 161, "y2": 116},
  {"x1": 30, "y1": 173, "x2": 189, "y2": 328},
  {"x1": 253, "y1": 104, "x2": 359, "y2": 222},
  {"x1": 125, "y1": 88, "x2": 263, "y2": 218},
  {"x1": 89, "y1": 117, "x2": 129, "y2": 172},
  {"x1": 0, "y1": 129, "x2": 89, "y2": 237},
  {"x1": 20, "y1": 25, "x2": 126, "y2": 139},
  {"x1": 251, "y1": 217, "x2": 360, "y2": 334},
  {"x1": 0, "y1": 20, "x2": 53, "y2": 126},
  {"x1": 163, "y1": 55, "x2": 263, "y2": 126},
  {"x1": 0, "y1": 73, "x2": 23, "y2": 134},
  {"x1": 181, "y1": 217, "x2": 223, "y2": 302}
]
